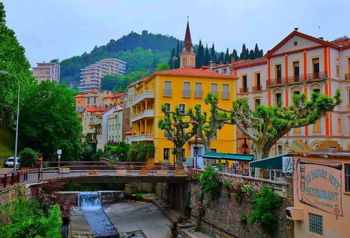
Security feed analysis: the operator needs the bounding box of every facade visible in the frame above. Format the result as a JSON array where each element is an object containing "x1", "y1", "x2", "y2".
[
  {"x1": 125, "y1": 22, "x2": 237, "y2": 164},
  {"x1": 233, "y1": 30, "x2": 350, "y2": 156},
  {"x1": 81, "y1": 107, "x2": 108, "y2": 144},
  {"x1": 107, "y1": 107, "x2": 130, "y2": 144},
  {"x1": 32, "y1": 62, "x2": 60, "y2": 83},
  {"x1": 289, "y1": 152, "x2": 350, "y2": 238},
  {"x1": 78, "y1": 58, "x2": 127, "y2": 91},
  {"x1": 74, "y1": 90, "x2": 114, "y2": 112}
]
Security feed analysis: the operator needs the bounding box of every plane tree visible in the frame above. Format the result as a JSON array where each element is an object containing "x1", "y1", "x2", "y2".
[{"x1": 205, "y1": 91, "x2": 341, "y2": 160}]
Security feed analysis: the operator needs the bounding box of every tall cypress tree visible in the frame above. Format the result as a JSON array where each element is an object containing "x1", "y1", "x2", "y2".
[
  {"x1": 210, "y1": 43, "x2": 216, "y2": 63},
  {"x1": 196, "y1": 40, "x2": 204, "y2": 68},
  {"x1": 168, "y1": 48, "x2": 176, "y2": 69},
  {"x1": 204, "y1": 44, "x2": 209, "y2": 66},
  {"x1": 224, "y1": 48, "x2": 230, "y2": 63}
]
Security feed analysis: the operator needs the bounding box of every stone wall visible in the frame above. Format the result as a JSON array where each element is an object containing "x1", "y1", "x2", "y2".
[
  {"x1": 187, "y1": 182, "x2": 294, "y2": 238},
  {"x1": 0, "y1": 184, "x2": 30, "y2": 206}
]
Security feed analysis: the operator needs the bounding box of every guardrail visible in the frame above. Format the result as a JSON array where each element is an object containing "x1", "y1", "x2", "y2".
[{"x1": 0, "y1": 162, "x2": 178, "y2": 189}]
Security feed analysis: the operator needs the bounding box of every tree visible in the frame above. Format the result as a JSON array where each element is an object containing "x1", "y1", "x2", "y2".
[
  {"x1": 104, "y1": 142, "x2": 130, "y2": 161},
  {"x1": 0, "y1": 2, "x2": 34, "y2": 127},
  {"x1": 18, "y1": 147, "x2": 39, "y2": 167},
  {"x1": 224, "y1": 48, "x2": 230, "y2": 63},
  {"x1": 210, "y1": 43, "x2": 216, "y2": 63},
  {"x1": 20, "y1": 81, "x2": 82, "y2": 160},
  {"x1": 206, "y1": 91, "x2": 341, "y2": 161},
  {"x1": 158, "y1": 105, "x2": 197, "y2": 166},
  {"x1": 127, "y1": 142, "x2": 155, "y2": 162},
  {"x1": 156, "y1": 63, "x2": 170, "y2": 71},
  {"x1": 188, "y1": 100, "x2": 229, "y2": 155}
]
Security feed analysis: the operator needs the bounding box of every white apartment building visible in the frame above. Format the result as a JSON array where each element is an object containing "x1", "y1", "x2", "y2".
[
  {"x1": 32, "y1": 62, "x2": 60, "y2": 83},
  {"x1": 233, "y1": 30, "x2": 350, "y2": 155},
  {"x1": 78, "y1": 58, "x2": 127, "y2": 91}
]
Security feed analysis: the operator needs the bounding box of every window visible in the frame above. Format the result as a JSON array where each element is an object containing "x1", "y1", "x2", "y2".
[
  {"x1": 255, "y1": 73, "x2": 261, "y2": 89},
  {"x1": 183, "y1": 82, "x2": 190, "y2": 97},
  {"x1": 242, "y1": 75, "x2": 248, "y2": 89},
  {"x1": 211, "y1": 83, "x2": 218, "y2": 95},
  {"x1": 164, "y1": 103, "x2": 170, "y2": 112},
  {"x1": 93, "y1": 97, "x2": 97, "y2": 104},
  {"x1": 312, "y1": 58, "x2": 320, "y2": 76},
  {"x1": 163, "y1": 81, "x2": 172, "y2": 97},
  {"x1": 222, "y1": 84, "x2": 229, "y2": 99},
  {"x1": 275, "y1": 93, "x2": 282, "y2": 106},
  {"x1": 163, "y1": 148, "x2": 170, "y2": 161},
  {"x1": 277, "y1": 145, "x2": 283, "y2": 155},
  {"x1": 336, "y1": 65, "x2": 340, "y2": 77},
  {"x1": 275, "y1": 64, "x2": 282, "y2": 81},
  {"x1": 345, "y1": 164, "x2": 350, "y2": 192},
  {"x1": 313, "y1": 88, "x2": 320, "y2": 93},
  {"x1": 309, "y1": 213, "x2": 323, "y2": 236},
  {"x1": 293, "y1": 61, "x2": 300, "y2": 81},
  {"x1": 195, "y1": 82, "x2": 203, "y2": 98},
  {"x1": 87, "y1": 97, "x2": 90, "y2": 104},
  {"x1": 179, "y1": 104, "x2": 185, "y2": 114},
  {"x1": 255, "y1": 98, "x2": 261, "y2": 108}
]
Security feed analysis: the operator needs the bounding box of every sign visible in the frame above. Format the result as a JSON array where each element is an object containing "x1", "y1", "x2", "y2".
[
  {"x1": 38, "y1": 156, "x2": 43, "y2": 163},
  {"x1": 282, "y1": 156, "x2": 293, "y2": 173},
  {"x1": 296, "y1": 159, "x2": 343, "y2": 217},
  {"x1": 57, "y1": 149, "x2": 62, "y2": 155}
]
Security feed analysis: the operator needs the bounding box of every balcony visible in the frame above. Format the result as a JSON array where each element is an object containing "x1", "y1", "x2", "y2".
[
  {"x1": 131, "y1": 109, "x2": 154, "y2": 122},
  {"x1": 252, "y1": 85, "x2": 262, "y2": 93},
  {"x1": 131, "y1": 90, "x2": 154, "y2": 106},
  {"x1": 267, "y1": 72, "x2": 328, "y2": 88},
  {"x1": 126, "y1": 134, "x2": 154, "y2": 143},
  {"x1": 239, "y1": 87, "x2": 249, "y2": 94},
  {"x1": 345, "y1": 73, "x2": 350, "y2": 80}
]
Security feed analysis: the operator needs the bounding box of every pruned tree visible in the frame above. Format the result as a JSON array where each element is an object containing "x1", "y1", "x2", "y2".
[
  {"x1": 158, "y1": 105, "x2": 197, "y2": 166},
  {"x1": 188, "y1": 95, "x2": 229, "y2": 154},
  {"x1": 206, "y1": 91, "x2": 341, "y2": 160}
]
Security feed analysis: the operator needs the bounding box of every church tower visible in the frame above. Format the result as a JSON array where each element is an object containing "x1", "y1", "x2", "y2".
[{"x1": 180, "y1": 20, "x2": 196, "y2": 68}]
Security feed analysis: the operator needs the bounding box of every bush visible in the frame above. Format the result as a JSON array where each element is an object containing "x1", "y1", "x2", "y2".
[
  {"x1": 249, "y1": 186, "x2": 281, "y2": 234},
  {"x1": 18, "y1": 148, "x2": 39, "y2": 167},
  {"x1": 135, "y1": 193, "x2": 143, "y2": 200},
  {"x1": 104, "y1": 142, "x2": 130, "y2": 161},
  {"x1": 199, "y1": 166, "x2": 222, "y2": 200},
  {"x1": 127, "y1": 142, "x2": 155, "y2": 162}
]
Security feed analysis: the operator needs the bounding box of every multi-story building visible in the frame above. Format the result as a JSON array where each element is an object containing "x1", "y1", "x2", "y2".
[
  {"x1": 32, "y1": 62, "x2": 60, "y2": 83},
  {"x1": 126, "y1": 22, "x2": 237, "y2": 164},
  {"x1": 78, "y1": 58, "x2": 127, "y2": 91},
  {"x1": 233, "y1": 29, "x2": 350, "y2": 155},
  {"x1": 74, "y1": 90, "x2": 114, "y2": 112},
  {"x1": 107, "y1": 107, "x2": 130, "y2": 144}
]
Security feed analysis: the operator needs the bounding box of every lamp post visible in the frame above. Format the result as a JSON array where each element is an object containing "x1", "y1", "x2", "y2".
[{"x1": 0, "y1": 70, "x2": 20, "y2": 172}]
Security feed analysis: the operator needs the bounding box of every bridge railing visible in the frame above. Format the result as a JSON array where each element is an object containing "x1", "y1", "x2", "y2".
[{"x1": 0, "y1": 162, "x2": 179, "y2": 189}]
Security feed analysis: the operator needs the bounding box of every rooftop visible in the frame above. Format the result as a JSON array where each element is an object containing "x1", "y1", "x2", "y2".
[{"x1": 155, "y1": 68, "x2": 236, "y2": 79}]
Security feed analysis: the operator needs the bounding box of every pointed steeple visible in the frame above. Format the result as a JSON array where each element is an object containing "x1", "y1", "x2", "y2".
[
  {"x1": 180, "y1": 18, "x2": 196, "y2": 68},
  {"x1": 183, "y1": 19, "x2": 193, "y2": 52}
]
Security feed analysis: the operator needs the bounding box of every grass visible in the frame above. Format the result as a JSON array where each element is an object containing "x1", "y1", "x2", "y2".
[{"x1": 0, "y1": 127, "x2": 14, "y2": 163}]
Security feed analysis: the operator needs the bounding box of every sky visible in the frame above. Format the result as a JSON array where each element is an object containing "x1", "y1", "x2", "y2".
[{"x1": 3, "y1": 0, "x2": 350, "y2": 67}]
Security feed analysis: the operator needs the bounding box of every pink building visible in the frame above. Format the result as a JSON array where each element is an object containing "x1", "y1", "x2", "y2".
[{"x1": 233, "y1": 30, "x2": 350, "y2": 156}]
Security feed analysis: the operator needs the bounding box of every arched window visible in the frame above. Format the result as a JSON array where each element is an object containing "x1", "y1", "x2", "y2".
[{"x1": 277, "y1": 145, "x2": 283, "y2": 155}]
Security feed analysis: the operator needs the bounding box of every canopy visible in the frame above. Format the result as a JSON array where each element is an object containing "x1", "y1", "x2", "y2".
[
  {"x1": 249, "y1": 154, "x2": 292, "y2": 170},
  {"x1": 202, "y1": 152, "x2": 254, "y2": 161}
]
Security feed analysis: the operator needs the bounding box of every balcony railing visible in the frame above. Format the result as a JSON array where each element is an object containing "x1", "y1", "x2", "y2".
[
  {"x1": 239, "y1": 87, "x2": 249, "y2": 93},
  {"x1": 131, "y1": 109, "x2": 154, "y2": 122},
  {"x1": 221, "y1": 91, "x2": 230, "y2": 99},
  {"x1": 267, "y1": 72, "x2": 328, "y2": 87},
  {"x1": 126, "y1": 134, "x2": 154, "y2": 143},
  {"x1": 252, "y1": 85, "x2": 262, "y2": 92},
  {"x1": 131, "y1": 90, "x2": 154, "y2": 105},
  {"x1": 345, "y1": 73, "x2": 350, "y2": 80}
]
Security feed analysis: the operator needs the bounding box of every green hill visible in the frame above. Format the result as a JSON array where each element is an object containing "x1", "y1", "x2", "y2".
[
  {"x1": 57, "y1": 30, "x2": 178, "y2": 88},
  {"x1": 0, "y1": 127, "x2": 14, "y2": 159}
]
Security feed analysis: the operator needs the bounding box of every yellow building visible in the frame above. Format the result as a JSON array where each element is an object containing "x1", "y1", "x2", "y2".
[{"x1": 126, "y1": 22, "x2": 237, "y2": 164}]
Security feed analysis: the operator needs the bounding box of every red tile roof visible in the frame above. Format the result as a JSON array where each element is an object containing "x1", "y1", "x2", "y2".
[
  {"x1": 74, "y1": 94, "x2": 85, "y2": 98},
  {"x1": 155, "y1": 68, "x2": 235, "y2": 79},
  {"x1": 85, "y1": 107, "x2": 108, "y2": 113},
  {"x1": 232, "y1": 57, "x2": 267, "y2": 69},
  {"x1": 103, "y1": 92, "x2": 126, "y2": 99},
  {"x1": 128, "y1": 77, "x2": 147, "y2": 88},
  {"x1": 332, "y1": 36, "x2": 350, "y2": 48}
]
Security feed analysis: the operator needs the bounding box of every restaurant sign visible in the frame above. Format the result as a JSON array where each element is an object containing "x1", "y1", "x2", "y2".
[{"x1": 296, "y1": 159, "x2": 343, "y2": 217}]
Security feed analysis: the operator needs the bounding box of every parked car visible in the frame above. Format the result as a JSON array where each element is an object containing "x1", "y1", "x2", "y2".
[{"x1": 4, "y1": 157, "x2": 21, "y2": 169}]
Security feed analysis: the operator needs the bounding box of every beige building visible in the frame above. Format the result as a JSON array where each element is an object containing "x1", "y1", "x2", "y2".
[
  {"x1": 78, "y1": 58, "x2": 127, "y2": 91},
  {"x1": 233, "y1": 30, "x2": 350, "y2": 155},
  {"x1": 32, "y1": 62, "x2": 60, "y2": 83},
  {"x1": 107, "y1": 107, "x2": 130, "y2": 144}
]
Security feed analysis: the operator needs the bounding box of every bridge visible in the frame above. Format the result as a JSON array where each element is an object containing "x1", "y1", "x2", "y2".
[{"x1": 0, "y1": 161, "x2": 187, "y2": 189}]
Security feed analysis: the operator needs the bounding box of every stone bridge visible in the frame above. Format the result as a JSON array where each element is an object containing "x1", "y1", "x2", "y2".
[{"x1": 0, "y1": 161, "x2": 187, "y2": 190}]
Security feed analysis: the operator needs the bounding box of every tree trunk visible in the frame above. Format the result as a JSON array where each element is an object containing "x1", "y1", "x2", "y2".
[
  {"x1": 253, "y1": 142, "x2": 271, "y2": 178},
  {"x1": 175, "y1": 146, "x2": 183, "y2": 167}
]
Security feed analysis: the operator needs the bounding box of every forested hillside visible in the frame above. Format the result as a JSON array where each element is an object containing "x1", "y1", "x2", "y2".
[{"x1": 58, "y1": 30, "x2": 177, "y2": 88}]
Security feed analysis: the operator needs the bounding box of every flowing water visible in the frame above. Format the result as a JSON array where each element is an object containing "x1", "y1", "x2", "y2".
[{"x1": 80, "y1": 192, "x2": 118, "y2": 237}]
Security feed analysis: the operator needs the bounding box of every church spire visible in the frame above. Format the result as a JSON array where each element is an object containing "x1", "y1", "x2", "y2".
[
  {"x1": 180, "y1": 18, "x2": 196, "y2": 68},
  {"x1": 183, "y1": 18, "x2": 193, "y2": 52}
]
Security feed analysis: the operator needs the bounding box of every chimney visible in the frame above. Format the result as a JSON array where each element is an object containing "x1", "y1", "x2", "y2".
[{"x1": 294, "y1": 27, "x2": 299, "y2": 31}]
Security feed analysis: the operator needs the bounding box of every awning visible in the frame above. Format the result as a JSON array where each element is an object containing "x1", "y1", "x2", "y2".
[
  {"x1": 249, "y1": 154, "x2": 292, "y2": 170},
  {"x1": 202, "y1": 152, "x2": 254, "y2": 161}
]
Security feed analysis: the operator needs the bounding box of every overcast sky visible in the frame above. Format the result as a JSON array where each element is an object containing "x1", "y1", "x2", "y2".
[{"x1": 3, "y1": 0, "x2": 350, "y2": 66}]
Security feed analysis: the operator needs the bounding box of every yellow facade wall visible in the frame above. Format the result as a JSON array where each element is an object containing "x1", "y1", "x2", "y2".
[{"x1": 131, "y1": 73, "x2": 237, "y2": 165}]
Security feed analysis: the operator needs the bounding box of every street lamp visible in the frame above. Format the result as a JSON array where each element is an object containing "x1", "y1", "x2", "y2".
[{"x1": 0, "y1": 70, "x2": 20, "y2": 172}]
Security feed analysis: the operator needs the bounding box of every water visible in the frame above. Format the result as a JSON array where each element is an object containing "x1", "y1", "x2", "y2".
[{"x1": 79, "y1": 192, "x2": 118, "y2": 237}]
